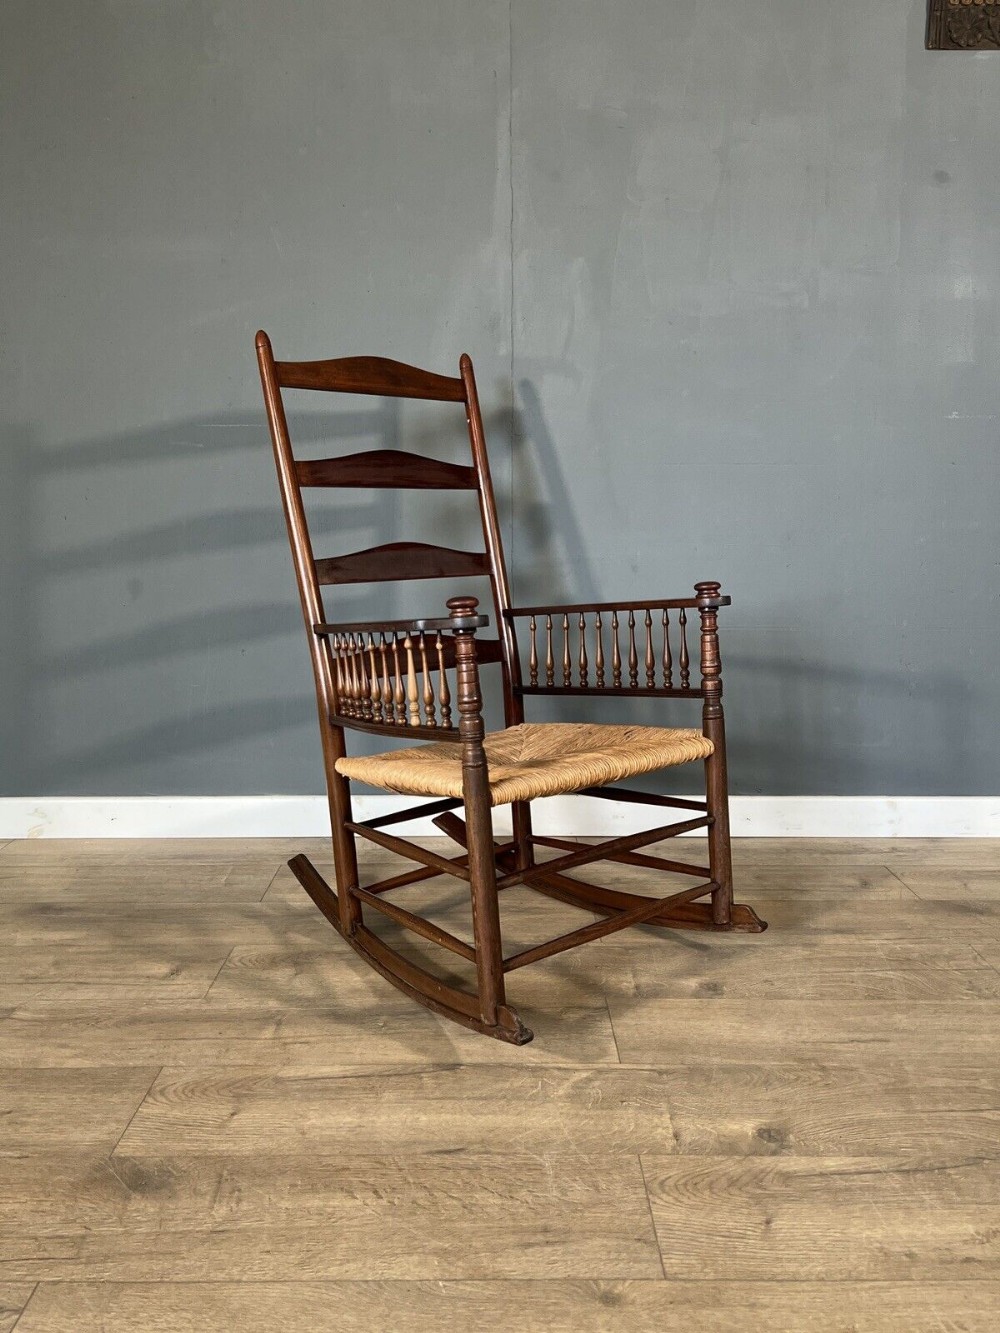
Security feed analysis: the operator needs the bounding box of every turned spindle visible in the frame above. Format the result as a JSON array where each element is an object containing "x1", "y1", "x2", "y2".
[
  {"x1": 529, "y1": 615, "x2": 538, "y2": 687},
  {"x1": 379, "y1": 634, "x2": 393, "y2": 724},
  {"x1": 628, "y1": 610, "x2": 638, "y2": 688},
  {"x1": 662, "y1": 610, "x2": 672, "y2": 687},
  {"x1": 357, "y1": 635, "x2": 373, "y2": 720},
  {"x1": 404, "y1": 633, "x2": 420, "y2": 727},
  {"x1": 644, "y1": 609, "x2": 655, "y2": 688},
  {"x1": 579, "y1": 612, "x2": 588, "y2": 687},
  {"x1": 392, "y1": 634, "x2": 405, "y2": 725},
  {"x1": 545, "y1": 615, "x2": 554, "y2": 687},
  {"x1": 679, "y1": 608, "x2": 690, "y2": 688},
  {"x1": 562, "y1": 614, "x2": 571, "y2": 687},
  {"x1": 594, "y1": 611, "x2": 605, "y2": 688},
  {"x1": 332, "y1": 634, "x2": 345, "y2": 711},
  {"x1": 436, "y1": 631, "x2": 452, "y2": 728},
  {"x1": 345, "y1": 636, "x2": 359, "y2": 716},
  {"x1": 367, "y1": 634, "x2": 382, "y2": 722},
  {"x1": 611, "y1": 611, "x2": 622, "y2": 687},
  {"x1": 419, "y1": 632, "x2": 435, "y2": 726}
]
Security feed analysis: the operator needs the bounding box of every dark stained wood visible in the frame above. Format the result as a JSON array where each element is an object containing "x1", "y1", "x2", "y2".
[
  {"x1": 315, "y1": 541, "x2": 491, "y2": 586},
  {"x1": 329, "y1": 714, "x2": 459, "y2": 741},
  {"x1": 296, "y1": 449, "x2": 477, "y2": 490},
  {"x1": 449, "y1": 596, "x2": 518, "y2": 1035},
  {"x1": 352, "y1": 885, "x2": 477, "y2": 963},
  {"x1": 506, "y1": 597, "x2": 730, "y2": 616},
  {"x1": 287, "y1": 855, "x2": 531, "y2": 1042},
  {"x1": 696, "y1": 582, "x2": 733, "y2": 926},
  {"x1": 516, "y1": 686, "x2": 704, "y2": 699},
  {"x1": 494, "y1": 817, "x2": 713, "y2": 893},
  {"x1": 274, "y1": 354, "x2": 465, "y2": 400},
  {"x1": 315, "y1": 616, "x2": 489, "y2": 635},
  {"x1": 256, "y1": 328, "x2": 762, "y2": 1043},
  {"x1": 357, "y1": 796, "x2": 463, "y2": 831},
  {"x1": 503, "y1": 882, "x2": 710, "y2": 973},
  {"x1": 346, "y1": 823, "x2": 472, "y2": 882},
  {"x1": 256, "y1": 331, "x2": 361, "y2": 937},
  {"x1": 576, "y1": 786, "x2": 708, "y2": 813},
  {"x1": 532, "y1": 833, "x2": 710, "y2": 879}
]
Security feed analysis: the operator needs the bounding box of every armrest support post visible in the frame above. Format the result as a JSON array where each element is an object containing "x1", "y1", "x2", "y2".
[
  {"x1": 695, "y1": 581, "x2": 733, "y2": 926},
  {"x1": 448, "y1": 595, "x2": 506, "y2": 1025},
  {"x1": 695, "y1": 581, "x2": 724, "y2": 719}
]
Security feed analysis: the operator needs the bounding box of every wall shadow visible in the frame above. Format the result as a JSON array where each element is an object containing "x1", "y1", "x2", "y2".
[{"x1": 2, "y1": 394, "x2": 498, "y2": 794}]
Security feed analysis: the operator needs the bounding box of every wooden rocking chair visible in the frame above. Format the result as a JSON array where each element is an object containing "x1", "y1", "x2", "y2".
[{"x1": 256, "y1": 332, "x2": 766, "y2": 1045}]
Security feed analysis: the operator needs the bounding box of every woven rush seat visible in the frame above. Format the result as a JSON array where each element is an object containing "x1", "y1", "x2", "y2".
[{"x1": 336, "y1": 722, "x2": 714, "y2": 806}]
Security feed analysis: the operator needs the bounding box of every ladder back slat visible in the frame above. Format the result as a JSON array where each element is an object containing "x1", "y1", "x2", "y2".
[
  {"x1": 295, "y1": 450, "x2": 477, "y2": 490},
  {"x1": 315, "y1": 541, "x2": 492, "y2": 586},
  {"x1": 274, "y1": 355, "x2": 466, "y2": 401}
]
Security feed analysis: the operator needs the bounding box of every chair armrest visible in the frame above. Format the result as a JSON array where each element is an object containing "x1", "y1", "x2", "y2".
[
  {"x1": 505, "y1": 584, "x2": 728, "y2": 696},
  {"x1": 313, "y1": 612, "x2": 489, "y2": 636},
  {"x1": 505, "y1": 593, "x2": 729, "y2": 618}
]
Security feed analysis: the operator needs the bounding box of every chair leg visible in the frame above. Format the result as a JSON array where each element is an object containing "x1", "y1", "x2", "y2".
[
  {"x1": 464, "y1": 771, "x2": 508, "y2": 1028},
  {"x1": 323, "y1": 733, "x2": 361, "y2": 935},
  {"x1": 696, "y1": 588, "x2": 736, "y2": 929},
  {"x1": 511, "y1": 800, "x2": 535, "y2": 872},
  {"x1": 450, "y1": 595, "x2": 526, "y2": 1040},
  {"x1": 704, "y1": 722, "x2": 734, "y2": 928}
]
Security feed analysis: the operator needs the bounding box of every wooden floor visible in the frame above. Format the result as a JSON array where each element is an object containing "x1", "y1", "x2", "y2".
[{"x1": 1, "y1": 836, "x2": 998, "y2": 1331}]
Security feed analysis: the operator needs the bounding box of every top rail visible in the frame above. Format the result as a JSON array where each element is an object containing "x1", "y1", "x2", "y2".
[
  {"x1": 505, "y1": 595, "x2": 731, "y2": 618},
  {"x1": 314, "y1": 615, "x2": 489, "y2": 635},
  {"x1": 274, "y1": 355, "x2": 466, "y2": 402}
]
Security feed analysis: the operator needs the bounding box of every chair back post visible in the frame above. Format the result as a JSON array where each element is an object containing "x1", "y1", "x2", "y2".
[
  {"x1": 459, "y1": 355, "x2": 524, "y2": 724},
  {"x1": 459, "y1": 355, "x2": 535, "y2": 868},
  {"x1": 448, "y1": 595, "x2": 507, "y2": 1026},
  {"x1": 255, "y1": 330, "x2": 361, "y2": 932},
  {"x1": 695, "y1": 581, "x2": 733, "y2": 926}
]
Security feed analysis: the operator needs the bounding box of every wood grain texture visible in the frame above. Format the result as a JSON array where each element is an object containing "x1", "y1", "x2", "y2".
[
  {"x1": 642, "y1": 1154, "x2": 1000, "y2": 1280},
  {"x1": 116, "y1": 1064, "x2": 682, "y2": 1156},
  {"x1": 0, "y1": 1153, "x2": 658, "y2": 1282},
  {"x1": 0, "y1": 1285, "x2": 33, "y2": 1333},
  {"x1": 0, "y1": 1068, "x2": 158, "y2": 1151},
  {"x1": 607, "y1": 997, "x2": 1000, "y2": 1067},
  {"x1": 1, "y1": 836, "x2": 999, "y2": 1328},
  {"x1": 888, "y1": 867, "x2": 1000, "y2": 901},
  {"x1": 0, "y1": 994, "x2": 619, "y2": 1069},
  {"x1": 13, "y1": 1282, "x2": 1000, "y2": 1333}
]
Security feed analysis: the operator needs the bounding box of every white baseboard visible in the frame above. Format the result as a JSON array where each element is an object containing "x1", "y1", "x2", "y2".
[{"x1": 1, "y1": 795, "x2": 997, "y2": 839}]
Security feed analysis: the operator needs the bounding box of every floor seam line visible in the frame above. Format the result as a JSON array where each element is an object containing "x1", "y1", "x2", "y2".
[
  {"x1": 203, "y1": 946, "x2": 237, "y2": 998},
  {"x1": 9, "y1": 1281, "x2": 39, "y2": 1331},
  {"x1": 110, "y1": 1065, "x2": 163, "y2": 1157},
  {"x1": 638, "y1": 1154, "x2": 668, "y2": 1281},
  {"x1": 883, "y1": 864, "x2": 923, "y2": 899}
]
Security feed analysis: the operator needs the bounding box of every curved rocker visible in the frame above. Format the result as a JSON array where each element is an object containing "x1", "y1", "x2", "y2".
[{"x1": 290, "y1": 854, "x2": 533, "y2": 1045}]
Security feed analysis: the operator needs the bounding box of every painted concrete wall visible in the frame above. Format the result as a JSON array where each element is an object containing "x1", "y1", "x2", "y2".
[{"x1": 2, "y1": 0, "x2": 997, "y2": 798}]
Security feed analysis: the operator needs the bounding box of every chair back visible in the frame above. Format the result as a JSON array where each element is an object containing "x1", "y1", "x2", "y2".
[{"x1": 255, "y1": 333, "x2": 522, "y2": 734}]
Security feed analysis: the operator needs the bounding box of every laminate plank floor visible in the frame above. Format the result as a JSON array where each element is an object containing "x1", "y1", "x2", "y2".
[{"x1": 0, "y1": 837, "x2": 997, "y2": 1331}]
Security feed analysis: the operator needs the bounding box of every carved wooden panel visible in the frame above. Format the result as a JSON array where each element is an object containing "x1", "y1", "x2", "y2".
[{"x1": 928, "y1": 0, "x2": 1000, "y2": 49}]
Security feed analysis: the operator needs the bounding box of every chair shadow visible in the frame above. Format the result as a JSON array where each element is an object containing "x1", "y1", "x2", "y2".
[{"x1": 1, "y1": 396, "x2": 500, "y2": 793}]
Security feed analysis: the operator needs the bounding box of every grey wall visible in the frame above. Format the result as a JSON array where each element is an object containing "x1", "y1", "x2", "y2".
[{"x1": 2, "y1": 0, "x2": 997, "y2": 799}]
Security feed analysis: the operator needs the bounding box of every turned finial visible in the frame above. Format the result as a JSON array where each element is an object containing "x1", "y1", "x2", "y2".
[{"x1": 447, "y1": 596, "x2": 480, "y2": 620}]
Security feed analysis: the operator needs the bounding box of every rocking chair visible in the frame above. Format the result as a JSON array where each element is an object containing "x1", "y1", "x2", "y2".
[{"x1": 256, "y1": 331, "x2": 766, "y2": 1045}]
